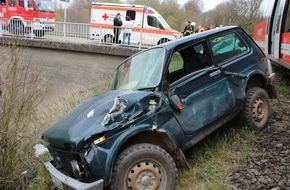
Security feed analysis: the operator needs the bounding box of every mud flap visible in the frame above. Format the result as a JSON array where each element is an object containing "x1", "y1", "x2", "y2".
[
  {"x1": 173, "y1": 148, "x2": 190, "y2": 169},
  {"x1": 267, "y1": 84, "x2": 277, "y2": 99}
]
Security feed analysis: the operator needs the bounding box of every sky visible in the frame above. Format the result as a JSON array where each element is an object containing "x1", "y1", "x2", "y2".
[{"x1": 178, "y1": 0, "x2": 223, "y2": 12}]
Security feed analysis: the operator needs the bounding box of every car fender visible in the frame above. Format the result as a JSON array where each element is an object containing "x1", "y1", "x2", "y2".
[
  {"x1": 244, "y1": 69, "x2": 268, "y2": 91},
  {"x1": 101, "y1": 122, "x2": 178, "y2": 184}
]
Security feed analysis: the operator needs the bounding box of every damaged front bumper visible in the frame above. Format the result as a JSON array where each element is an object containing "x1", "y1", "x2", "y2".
[{"x1": 44, "y1": 161, "x2": 104, "y2": 190}]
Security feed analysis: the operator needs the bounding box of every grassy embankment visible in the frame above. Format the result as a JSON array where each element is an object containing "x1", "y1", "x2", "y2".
[{"x1": 1, "y1": 43, "x2": 289, "y2": 189}]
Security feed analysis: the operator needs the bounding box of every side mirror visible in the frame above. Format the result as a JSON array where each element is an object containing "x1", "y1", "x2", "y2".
[
  {"x1": 158, "y1": 24, "x2": 164, "y2": 30},
  {"x1": 168, "y1": 92, "x2": 183, "y2": 111}
]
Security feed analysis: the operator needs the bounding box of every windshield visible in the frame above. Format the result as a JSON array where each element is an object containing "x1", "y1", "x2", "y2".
[
  {"x1": 157, "y1": 15, "x2": 170, "y2": 29},
  {"x1": 112, "y1": 47, "x2": 165, "y2": 90},
  {"x1": 34, "y1": 0, "x2": 54, "y2": 12}
]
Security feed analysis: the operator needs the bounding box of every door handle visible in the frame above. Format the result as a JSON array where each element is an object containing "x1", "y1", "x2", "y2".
[{"x1": 209, "y1": 70, "x2": 221, "y2": 77}]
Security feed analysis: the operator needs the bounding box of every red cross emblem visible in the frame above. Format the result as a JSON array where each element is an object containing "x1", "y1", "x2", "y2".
[{"x1": 102, "y1": 13, "x2": 109, "y2": 21}]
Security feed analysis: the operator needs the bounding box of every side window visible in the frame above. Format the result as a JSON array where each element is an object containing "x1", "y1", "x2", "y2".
[
  {"x1": 147, "y1": 15, "x2": 161, "y2": 28},
  {"x1": 167, "y1": 41, "x2": 212, "y2": 84},
  {"x1": 210, "y1": 32, "x2": 248, "y2": 65},
  {"x1": 0, "y1": 0, "x2": 6, "y2": 5},
  {"x1": 27, "y1": 0, "x2": 32, "y2": 8},
  {"x1": 284, "y1": 3, "x2": 290, "y2": 32},
  {"x1": 126, "y1": 10, "x2": 136, "y2": 20},
  {"x1": 169, "y1": 52, "x2": 183, "y2": 73},
  {"x1": 19, "y1": 0, "x2": 24, "y2": 7},
  {"x1": 9, "y1": 0, "x2": 15, "y2": 6}
]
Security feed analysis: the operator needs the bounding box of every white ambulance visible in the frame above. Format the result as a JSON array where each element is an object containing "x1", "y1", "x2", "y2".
[{"x1": 90, "y1": 2, "x2": 182, "y2": 46}]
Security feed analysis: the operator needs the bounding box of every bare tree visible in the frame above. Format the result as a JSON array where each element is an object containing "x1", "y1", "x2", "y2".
[
  {"x1": 133, "y1": 0, "x2": 161, "y2": 8},
  {"x1": 200, "y1": 0, "x2": 263, "y2": 33},
  {"x1": 184, "y1": 0, "x2": 204, "y2": 25},
  {"x1": 245, "y1": 0, "x2": 264, "y2": 24},
  {"x1": 158, "y1": 0, "x2": 183, "y2": 30}
]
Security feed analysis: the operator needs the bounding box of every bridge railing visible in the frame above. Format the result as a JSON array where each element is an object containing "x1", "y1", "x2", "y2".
[{"x1": 0, "y1": 19, "x2": 181, "y2": 48}]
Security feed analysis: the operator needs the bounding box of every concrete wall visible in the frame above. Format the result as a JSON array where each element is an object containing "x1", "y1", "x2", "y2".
[
  {"x1": 0, "y1": 36, "x2": 141, "y2": 90},
  {"x1": 28, "y1": 47, "x2": 126, "y2": 89}
]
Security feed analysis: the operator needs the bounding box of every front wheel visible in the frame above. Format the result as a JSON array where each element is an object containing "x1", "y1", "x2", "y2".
[
  {"x1": 242, "y1": 87, "x2": 270, "y2": 130},
  {"x1": 157, "y1": 38, "x2": 169, "y2": 45},
  {"x1": 111, "y1": 143, "x2": 177, "y2": 190}
]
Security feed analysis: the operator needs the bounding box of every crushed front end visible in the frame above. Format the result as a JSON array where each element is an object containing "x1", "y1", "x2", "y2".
[{"x1": 42, "y1": 89, "x2": 162, "y2": 190}]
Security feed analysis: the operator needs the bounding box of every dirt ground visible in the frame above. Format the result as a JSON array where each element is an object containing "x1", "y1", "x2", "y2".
[{"x1": 229, "y1": 66, "x2": 290, "y2": 190}]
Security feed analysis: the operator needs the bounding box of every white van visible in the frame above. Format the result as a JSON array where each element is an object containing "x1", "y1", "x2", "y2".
[{"x1": 90, "y1": 2, "x2": 182, "y2": 46}]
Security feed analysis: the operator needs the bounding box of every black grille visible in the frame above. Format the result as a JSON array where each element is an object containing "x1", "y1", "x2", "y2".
[
  {"x1": 47, "y1": 145, "x2": 93, "y2": 181},
  {"x1": 48, "y1": 146, "x2": 80, "y2": 176}
]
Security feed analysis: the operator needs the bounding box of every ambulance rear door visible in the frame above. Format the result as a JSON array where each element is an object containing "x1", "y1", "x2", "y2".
[{"x1": 271, "y1": 0, "x2": 286, "y2": 59}]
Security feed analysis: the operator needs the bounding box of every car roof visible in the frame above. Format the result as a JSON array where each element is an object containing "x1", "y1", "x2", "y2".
[{"x1": 158, "y1": 26, "x2": 242, "y2": 50}]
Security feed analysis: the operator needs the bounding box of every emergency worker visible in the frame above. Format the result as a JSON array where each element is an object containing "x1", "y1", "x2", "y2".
[
  {"x1": 113, "y1": 13, "x2": 123, "y2": 44},
  {"x1": 122, "y1": 16, "x2": 133, "y2": 45},
  {"x1": 198, "y1": 26, "x2": 205, "y2": 32},
  {"x1": 183, "y1": 21, "x2": 193, "y2": 36}
]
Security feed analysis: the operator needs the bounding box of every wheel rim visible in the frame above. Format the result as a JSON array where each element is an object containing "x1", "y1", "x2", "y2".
[
  {"x1": 127, "y1": 161, "x2": 163, "y2": 190},
  {"x1": 252, "y1": 97, "x2": 267, "y2": 125}
]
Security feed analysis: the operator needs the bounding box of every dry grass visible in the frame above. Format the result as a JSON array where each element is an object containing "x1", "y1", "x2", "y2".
[
  {"x1": 28, "y1": 80, "x2": 110, "y2": 189},
  {"x1": 0, "y1": 42, "x2": 102, "y2": 189},
  {"x1": 0, "y1": 43, "x2": 46, "y2": 189},
  {"x1": 176, "y1": 125, "x2": 258, "y2": 190},
  {"x1": 0, "y1": 39, "x2": 114, "y2": 189}
]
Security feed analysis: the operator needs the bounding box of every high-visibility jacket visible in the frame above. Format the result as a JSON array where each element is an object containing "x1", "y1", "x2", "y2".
[{"x1": 183, "y1": 25, "x2": 193, "y2": 36}]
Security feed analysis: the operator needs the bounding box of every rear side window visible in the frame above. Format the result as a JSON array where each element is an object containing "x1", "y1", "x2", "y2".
[
  {"x1": 283, "y1": 2, "x2": 290, "y2": 32},
  {"x1": 0, "y1": 0, "x2": 6, "y2": 5},
  {"x1": 169, "y1": 52, "x2": 183, "y2": 73},
  {"x1": 9, "y1": 0, "x2": 15, "y2": 6},
  {"x1": 19, "y1": 0, "x2": 24, "y2": 7},
  {"x1": 210, "y1": 32, "x2": 248, "y2": 65},
  {"x1": 126, "y1": 10, "x2": 136, "y2": 20}
]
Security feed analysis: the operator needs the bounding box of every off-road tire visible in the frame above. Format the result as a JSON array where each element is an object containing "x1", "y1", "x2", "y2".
[
  {"x1": 242, "y1": 87, "x2": 270, "y2": 130},
  {"x1": 111, "y1": 143, "x2": 177, "y2": 190}
]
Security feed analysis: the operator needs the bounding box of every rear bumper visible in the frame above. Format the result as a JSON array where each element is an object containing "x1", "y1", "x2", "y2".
[{"x1": 44, "y1": 161, "x2": 104, "y2": 190}]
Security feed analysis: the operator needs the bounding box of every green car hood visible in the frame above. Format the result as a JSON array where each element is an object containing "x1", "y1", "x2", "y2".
[{"x1": 42, "y1": 89, "x2": 151, "y2": 150}]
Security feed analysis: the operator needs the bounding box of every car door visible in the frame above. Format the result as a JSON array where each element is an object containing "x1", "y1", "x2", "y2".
[
  {"x1": 166, "y1": 40, "x2": 242, "y2": 135},
  {"x1": 209, "y1": 30, "x2": 249, "y2": 100}
]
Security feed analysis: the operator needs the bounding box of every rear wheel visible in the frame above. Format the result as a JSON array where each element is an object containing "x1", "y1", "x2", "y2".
[
  {"x1": 242, "y1": 87, "x2": 270, "y2": 130},
  {"x1": 111, "y1": 143, "x2": 177, "y2": 190}
]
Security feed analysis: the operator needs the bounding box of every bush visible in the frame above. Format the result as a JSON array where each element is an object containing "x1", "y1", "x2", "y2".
[
  {"x1": 0, "y1": 40, "x2": 110, "y2": 189},
  {"x1": 0, "y1": 43, "x2": 46, "y2": 189}
]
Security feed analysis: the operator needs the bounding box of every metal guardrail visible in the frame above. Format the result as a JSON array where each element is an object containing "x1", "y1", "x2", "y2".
[
  {"x1": 1, "y1": 19, "x2": 94, "y2": 43},
  {"x1": 0, "y1": 19, "x2": 181, "y2": 48}
]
